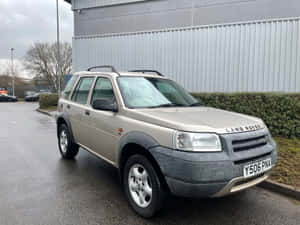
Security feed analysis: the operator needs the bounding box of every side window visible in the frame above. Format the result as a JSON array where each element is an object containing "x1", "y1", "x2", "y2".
[
  {"x1": 71, "y1": 77, "x2": 94, "y2": 104},
  {"x1": 62, "y1": 75, "x2": 78, "y2": 99},
  {"x1": 91, "y1": 78, "x2": 115, "y2": 104}
]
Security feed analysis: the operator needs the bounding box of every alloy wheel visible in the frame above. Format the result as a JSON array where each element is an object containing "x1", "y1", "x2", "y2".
[{"x1": 128, "y1": 164, "x2": 153, "y2": 208}]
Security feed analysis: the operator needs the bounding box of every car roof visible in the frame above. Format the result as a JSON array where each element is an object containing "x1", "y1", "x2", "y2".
[{"x1": 73, "y1": 71, "x2": 167, "y2": 79}]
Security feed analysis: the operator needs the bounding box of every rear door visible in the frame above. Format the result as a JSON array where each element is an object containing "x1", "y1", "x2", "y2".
[{"x1": 68, "y1": 76, "x2": 95, "y2": 145}]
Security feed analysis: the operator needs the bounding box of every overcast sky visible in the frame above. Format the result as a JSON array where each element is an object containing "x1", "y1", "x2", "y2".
[{"x1": 0, "y1": 0, "x2": 73, "y2": 73}]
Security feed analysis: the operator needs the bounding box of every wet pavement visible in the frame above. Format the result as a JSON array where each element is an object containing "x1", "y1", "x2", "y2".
[{"x1": 0, "y1": 102, "x2": 299, "y2": 225}]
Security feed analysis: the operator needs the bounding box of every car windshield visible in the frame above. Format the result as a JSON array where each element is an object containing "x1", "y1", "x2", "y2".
[{"x1": 118, "y1": 77, "x2": 199, "y2": 108}]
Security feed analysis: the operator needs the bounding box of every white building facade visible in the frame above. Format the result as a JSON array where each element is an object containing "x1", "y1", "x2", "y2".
[{"x1": 66, "y1": 0, "x2": 300, "y2": 92}]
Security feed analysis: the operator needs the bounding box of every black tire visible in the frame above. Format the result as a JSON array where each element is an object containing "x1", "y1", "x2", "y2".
[
  {"x1": 123, "y1": 154, "x2": 166, "y2": 218},
  {"x1": 58, "y1": 124, "x2": 79, "y2": 159}
]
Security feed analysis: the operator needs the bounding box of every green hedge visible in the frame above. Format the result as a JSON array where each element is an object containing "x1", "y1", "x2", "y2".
[
  {"x1": 191, "y1": 93, "x2": 300, "y2": 138},
  {"x1": 39, "y1": 93, "x2": 58, "y2": 109}
]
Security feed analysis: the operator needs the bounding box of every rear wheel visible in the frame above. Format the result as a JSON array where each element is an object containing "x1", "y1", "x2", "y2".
[
  {"x1": 123, "y1": 154, "x2": 166, "y2": 218},
  {"x1": 58, "y1": 124, "x2": 79, "y2": 159}
]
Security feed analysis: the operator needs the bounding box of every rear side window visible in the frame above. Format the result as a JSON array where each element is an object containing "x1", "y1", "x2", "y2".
[
  {"x1": 62, "y1": 75, "x2": 78, "y2": 99},
  {"x1": 71, "y1": 77, "x2": 94, "y2": 104},
  {"x1": 91, "y1": 78, "x2": 115, "y2": 104}
]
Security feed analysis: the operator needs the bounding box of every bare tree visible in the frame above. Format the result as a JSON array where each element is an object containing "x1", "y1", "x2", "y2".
[
  {"x1": 0, "y1": 60, "x2": 11, "y2": 77},
  {"x1": 24, "y1": 42, "x2": 72, "y2": 92},
  {"x1": 0, "y1": 59, "x2": 22, "y2": 77}
]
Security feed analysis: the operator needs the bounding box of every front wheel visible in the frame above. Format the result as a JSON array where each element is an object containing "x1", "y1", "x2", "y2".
[
  {"x1": 58, "y1": 124, "x2": 79, "y2": 159},
  {"x1": 123, "y1": 155, "x2": 166, "y2": 218}
]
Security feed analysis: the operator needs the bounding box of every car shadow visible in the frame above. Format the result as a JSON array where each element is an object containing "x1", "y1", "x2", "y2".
[{"x1": 54, "y1": 148, "x2": 261, "y2": 225}]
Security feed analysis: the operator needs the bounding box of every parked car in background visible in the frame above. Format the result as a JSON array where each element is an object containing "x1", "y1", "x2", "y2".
[
  {"x1": 24, "y1": 91, "x2": 36, "y2": 97},
  {"x1": 0, "y1": 93, "x2": 18, "y2": 102},
  {"x1": 25, "y1": 92, "x2": 40, "y2": 102},
  {"x1": 56, "y1": 66, "x2": 278, "y2": 218},
  {"x1": 25, "y1": 91, "x2": 52, "y2": 102},
  {"x1": 39, "y1": 90, "x2": 52, "y2": 94}
]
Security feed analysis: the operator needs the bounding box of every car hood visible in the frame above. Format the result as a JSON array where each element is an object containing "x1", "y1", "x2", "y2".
[{"x1": 124, "y1": 107, "x2": 265, "y2": 134}]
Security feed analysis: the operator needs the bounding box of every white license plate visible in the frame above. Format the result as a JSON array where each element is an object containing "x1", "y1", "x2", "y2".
[{"x1": 243, "y1": 158, "x2": 272, "y2": 178}]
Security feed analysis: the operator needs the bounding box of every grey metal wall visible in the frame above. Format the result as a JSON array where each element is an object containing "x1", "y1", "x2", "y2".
[
  {"x1": 73, "y1": 0, "x2": 300, "y2": 37},
  {"x1": 73, "y1": 17, "x2": 300, "y2": 93}
]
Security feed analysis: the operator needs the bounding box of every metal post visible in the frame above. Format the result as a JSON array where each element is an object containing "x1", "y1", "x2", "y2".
[
  {"x1": 10, "y1": 48, "x2": 15, "y2": 96},
  {"x1": 56, "y1": 0, "x2": 61, "y2": 95}
]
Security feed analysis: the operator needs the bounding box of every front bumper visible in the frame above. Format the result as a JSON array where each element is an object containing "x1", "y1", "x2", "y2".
[
  {"x1": 149, "y1": 128, "x2": 277, "y2": 198},
  {"x1": 213, "y1": 170, "x2": 272, "y2": 197}
]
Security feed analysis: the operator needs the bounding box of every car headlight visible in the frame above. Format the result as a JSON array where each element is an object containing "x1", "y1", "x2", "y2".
[{"x1": 174, "y1": 131, "x2": 222, "y2": 152}]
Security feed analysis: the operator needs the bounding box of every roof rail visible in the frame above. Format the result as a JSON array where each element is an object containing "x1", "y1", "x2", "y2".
[
  {"x1": 129, "y1": 70, "x2": 164, "y2": 77},
  {"x1": 87, "y1": 65, "x2": 120, "y2": 76}
]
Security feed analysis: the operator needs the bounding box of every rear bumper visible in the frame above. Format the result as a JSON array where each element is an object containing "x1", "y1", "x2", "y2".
[{"x1": 149, "y1": 130, "x2": 277, "y2": 198}]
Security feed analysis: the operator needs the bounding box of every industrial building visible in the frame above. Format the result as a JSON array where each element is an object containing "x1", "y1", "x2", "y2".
[{"x1": 65, "y1": 0, "x2": 300, "y2": 92}]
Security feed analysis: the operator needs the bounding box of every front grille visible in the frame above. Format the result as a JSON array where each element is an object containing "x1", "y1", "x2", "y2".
[{"x1": 232, "y1": 135, "x2": 268, "y2": 152}]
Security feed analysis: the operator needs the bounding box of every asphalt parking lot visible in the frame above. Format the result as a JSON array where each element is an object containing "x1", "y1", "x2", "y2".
[{"x1": 0, "y1": 102, "x2": 299, "y2": 225}]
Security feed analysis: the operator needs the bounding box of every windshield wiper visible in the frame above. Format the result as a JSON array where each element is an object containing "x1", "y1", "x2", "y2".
[
  {"x1": 147, "y1": 103, "x2": 185, "y2": 108},
  {"x1": 189, "y1": 102, "x2": 202, "y2": 107}
]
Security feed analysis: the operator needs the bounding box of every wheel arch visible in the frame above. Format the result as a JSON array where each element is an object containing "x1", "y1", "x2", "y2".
[
  {"x1": 118, "y1": 132, "x2": 170, "y2": 192},
  {"x1": 56, "y1": 112, "x2": 75, "y2": 143}
]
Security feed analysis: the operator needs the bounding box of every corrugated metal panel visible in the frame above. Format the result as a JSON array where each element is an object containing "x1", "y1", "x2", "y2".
[
  {"x1": 73, "y1": 17, "x2": 300, "y2": 92},
  {"x1": 72, "y1": 0, "x2": 148, "y2": 10}
]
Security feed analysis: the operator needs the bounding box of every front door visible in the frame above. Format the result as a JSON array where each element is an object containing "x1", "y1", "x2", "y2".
[{"x1": 85, "y1": 77, "x2": 120, "y2": 163}]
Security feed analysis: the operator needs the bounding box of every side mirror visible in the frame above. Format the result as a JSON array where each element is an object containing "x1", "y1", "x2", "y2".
[{"x1": 92, "y1": 99, "x2": 118, "y2": 113}]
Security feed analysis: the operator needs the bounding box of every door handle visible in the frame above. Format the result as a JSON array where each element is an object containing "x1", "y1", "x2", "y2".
[
  {"x1": 85, "y1": 110, "x2": 90, "y2": 116},
  {"x1": 67, "y1": 104, "x2": 70, "y2": 109}
]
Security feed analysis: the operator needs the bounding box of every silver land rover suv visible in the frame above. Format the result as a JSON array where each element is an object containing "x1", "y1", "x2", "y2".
[{"x1": 56, "y1": 66, "x2": 277, "y2": 218}]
